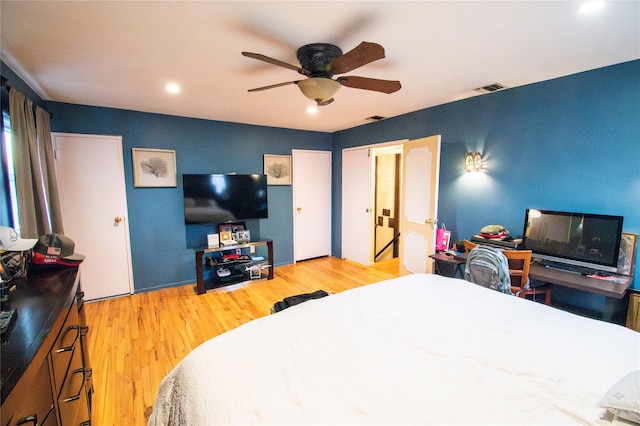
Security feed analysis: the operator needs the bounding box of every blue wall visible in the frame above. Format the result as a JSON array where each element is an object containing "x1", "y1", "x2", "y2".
[
  {"x1": 3, "y1": 60, "x2": 639, "y2": 306},
  {"x1": 333, "y1": 60, "x2": 640, "y2": 309},
  {"x1": 43, "y1": 104, "x2": 332, "y2": 291}
]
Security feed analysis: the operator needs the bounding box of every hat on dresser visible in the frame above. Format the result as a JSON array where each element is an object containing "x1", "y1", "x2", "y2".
[
  {"x1": 0, "y1": 226, "x2": 38, "y2": 251},
  {"x1": 31, "y1": 233, "x2": 85, "y2": 267}
]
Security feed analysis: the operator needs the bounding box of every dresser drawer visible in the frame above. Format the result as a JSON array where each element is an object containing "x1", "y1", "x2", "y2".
[
  {"x1": 1, "y1": 358, "x2": 54, "y2": 426},
  {"x1": 56, "y1": 341, "x2": 90, "y2": 426},
  {"x1": 49, "y1": 301, "x2": 81, "y2": 393}
]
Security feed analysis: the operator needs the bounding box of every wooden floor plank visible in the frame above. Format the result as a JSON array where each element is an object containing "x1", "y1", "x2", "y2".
[{"x1": 84, "y1": 256, "x2": 399, "y2": 425}]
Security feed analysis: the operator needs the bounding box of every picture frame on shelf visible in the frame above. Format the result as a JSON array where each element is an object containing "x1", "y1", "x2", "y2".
[
  {"x1": 231, "y1": 222, "x2": 245, "y2": 233},
  {"x1": 236, "y1": 230, "x2": 251, "y2": 243},
  {"x1": 264, "y1": 154, "x2": 292, "y2": 185},
  {"x1": 218, "y1": 224, "x2": 233, "y2": 244},
  {"x1": 132, "y1": 148, "x2": 177, "y2": 187},
  {"x1": 617, "y1": 232, "x2": 638, "y2": 276}
]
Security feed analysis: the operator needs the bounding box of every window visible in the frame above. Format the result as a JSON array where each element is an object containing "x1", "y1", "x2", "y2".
[{"x1": 2, "y1": 111, "x2": 20, "y2": 233}]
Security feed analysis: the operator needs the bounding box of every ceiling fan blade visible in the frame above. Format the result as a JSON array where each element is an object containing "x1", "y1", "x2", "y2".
[
  {"x1": 337, "y1": 76, "x2": 401, "y2": 94},
  {"x1": 242, "y1": 52, "x2": 310, "y2": 76},
  {"x1": 329, "y1": 42, "x2": 385, "y2": 75},
  {"x1": 248, "y1": 80, "x2": 301, "y2": 92}
]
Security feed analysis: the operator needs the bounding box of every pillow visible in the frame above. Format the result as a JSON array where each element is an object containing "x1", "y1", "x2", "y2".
[{"x1": 598, "y1": 370, "x2": 640, "y2": 424}]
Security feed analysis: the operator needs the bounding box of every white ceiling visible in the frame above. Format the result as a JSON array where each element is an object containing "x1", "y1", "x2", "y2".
[{"x1": 1, "y1": 1, "x2": 638, "y2": 133}]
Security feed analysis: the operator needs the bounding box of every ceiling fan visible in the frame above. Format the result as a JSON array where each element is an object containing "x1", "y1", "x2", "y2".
[{"x1": 242, "y1": 41, "x2": 401, "y2": 106}]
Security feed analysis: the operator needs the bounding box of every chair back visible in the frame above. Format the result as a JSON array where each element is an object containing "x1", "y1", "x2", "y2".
[
  {"x1": 464, "y1": 240, "x2": 533, "y2": 293},
  {"x1": 503, "y1": 250, "x2": 532, "y2": 290},
  {"x1": 463, "y1": 239, "x2": 477, "y2": 254}
]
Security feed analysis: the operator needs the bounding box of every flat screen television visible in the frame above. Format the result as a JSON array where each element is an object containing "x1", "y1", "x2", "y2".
[
  {"x1": 183, "y1": 174, "x2": 268, "y2": 224},
  {"x1": 522, "y1": 209, "x2": 623, "y2": 273}
]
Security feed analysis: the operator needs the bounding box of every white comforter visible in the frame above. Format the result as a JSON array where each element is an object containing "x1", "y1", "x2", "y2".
[{"x1": 148, "y1": 274, "x2": 640, "y2": 425}]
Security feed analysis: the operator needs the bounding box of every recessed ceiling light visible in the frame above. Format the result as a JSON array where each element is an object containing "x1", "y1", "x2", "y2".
[
  {"x1": 579, "y1": 1, "x2": 605, "y2": 14},
  {"x1": 306, "y1": 105, "x2": 318, "y2": 115},
  {"x1": 165, "y1": 83, "x2": 181, "y2": 94}
]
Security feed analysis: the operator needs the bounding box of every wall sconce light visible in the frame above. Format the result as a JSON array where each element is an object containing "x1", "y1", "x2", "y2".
[{"x1": 464, "y1": 151, "x2": 483, "y2": 172}]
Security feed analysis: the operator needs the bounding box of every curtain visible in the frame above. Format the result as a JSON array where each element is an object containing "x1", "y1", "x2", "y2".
[
  {"x1": 8, "y1": 87, "x2": 63, "y2": 237},
  {"x1": 35, "y1": 106, "x2": 64, "y2": 233}
]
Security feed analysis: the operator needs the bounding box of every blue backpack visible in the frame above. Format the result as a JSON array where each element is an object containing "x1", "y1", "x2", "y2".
[{"x1": 464, "y1": 246, "x2": 512, "y2": 294}]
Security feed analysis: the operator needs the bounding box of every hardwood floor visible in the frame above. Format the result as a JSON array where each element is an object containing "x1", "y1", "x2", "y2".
[{"x1": 85, "y1": 256, "x2": 399, "y2": 425}]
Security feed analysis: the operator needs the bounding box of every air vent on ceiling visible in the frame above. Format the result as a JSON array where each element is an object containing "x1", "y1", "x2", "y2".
[
  {"x1": 366, "y1": 115, "x2": 386, "y2": 121},
  {"x1": 475, "y1": 83, "x2": 507, "y2": 93}
]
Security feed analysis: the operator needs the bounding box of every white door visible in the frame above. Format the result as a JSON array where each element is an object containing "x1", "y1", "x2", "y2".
[
  {"x1": 292, "y1": 150, "x2": 331, "y2": 262},
  {"x1": 52, "y1": 133, "x2": 133, "y2": 300},
  {"x1": 399, "y1": 135, "x2": 441, "y2": 275},
  {"x1": 341, "y1": 147, "x2": 373, "y2": 265}
]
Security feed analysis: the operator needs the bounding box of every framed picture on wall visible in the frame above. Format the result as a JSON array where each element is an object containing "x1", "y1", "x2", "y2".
[
  {"x1": 617, "y1": 232, "x2": 638, "y2": 276},
  {"x1": 132, "y1": 148, "x2": 177, "y2": 187},
  {"x1": 264, "y1": 154, "x2": 292, "y2": 185}
]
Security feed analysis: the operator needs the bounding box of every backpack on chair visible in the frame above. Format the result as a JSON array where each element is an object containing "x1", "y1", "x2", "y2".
[{"x1": 464, "y1": 245, "x2": 512, "y2": 294}]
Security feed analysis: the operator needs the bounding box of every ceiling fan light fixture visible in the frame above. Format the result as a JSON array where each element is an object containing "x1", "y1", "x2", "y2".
[{"x1": 298, "y1": 78, "x2": 341, "y2": 103}]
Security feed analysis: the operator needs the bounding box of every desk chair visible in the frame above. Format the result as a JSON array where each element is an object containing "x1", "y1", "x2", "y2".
[
  {"x1": 463, "y1": 240, "x2": 552, "y2": 305},
  {"x1": 463, "y1": 239, "x2": 477, "y2": 255}
]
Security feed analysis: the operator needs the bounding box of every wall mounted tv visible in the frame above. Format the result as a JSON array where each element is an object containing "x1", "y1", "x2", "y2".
[
  {"x1": 183, "y1": 174, "x2": 268, "y2": 224},
  {"x1": 522, "y1": 209, "x2": 623, "y2": 273}
]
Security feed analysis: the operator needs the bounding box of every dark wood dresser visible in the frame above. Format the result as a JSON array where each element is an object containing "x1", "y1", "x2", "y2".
[{"x1": 1, "y1": 267, "x2": 92, "y2": 426}]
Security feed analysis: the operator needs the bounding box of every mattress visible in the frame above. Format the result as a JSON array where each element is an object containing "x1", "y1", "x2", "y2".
[{"x1": 148, "y1": 273, "x2": 640, "y2": 425}]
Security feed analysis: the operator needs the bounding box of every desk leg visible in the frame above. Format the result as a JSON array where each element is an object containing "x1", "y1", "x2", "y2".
[
  {"x1": 196, "y1": 251, "x2": 205, "y2": 295},
  {"x1": 602, "y1": 294, "x2": 628, "y2": 325},
  {"x1": 454, "y1": 264, "x2": 463, "y2": 279},
  {"x1": 432, "y1": 260, "x2": 441, "y2": 275}
]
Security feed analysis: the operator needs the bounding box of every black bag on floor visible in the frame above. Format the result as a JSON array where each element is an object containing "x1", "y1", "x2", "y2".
[{"x1": 270, "y1": 290, "x2": 330, "y2": 314}]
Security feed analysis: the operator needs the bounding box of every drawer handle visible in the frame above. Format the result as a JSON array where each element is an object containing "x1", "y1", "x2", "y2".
[
  {"x1": 16, "y1": 415, "x2": 37, "y2": 425},
  {"x1": 63, "y1": 368, "x2": 88, "y2": 403},
  {"x1": 55, "y1": 325, "x2": 81, "y2": 353}
]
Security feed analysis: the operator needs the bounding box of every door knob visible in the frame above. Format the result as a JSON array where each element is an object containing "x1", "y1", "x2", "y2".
[
  {"x1": 296, "y1": 207, "x2": 301, "y2": 212},
  {"x1": 425, "y1": 218, "x2": 436, "y2": 224},
  {"x1": 114, "y1": 217, "x2": 123, "y2": 223}
]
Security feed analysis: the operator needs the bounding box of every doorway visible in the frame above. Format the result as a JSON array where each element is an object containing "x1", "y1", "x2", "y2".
[
  {"x1": 341, "y1": 142, "x2": 404, "y2": 266},
  {"x1": 341, "y1": 136, "x2": 441, "y2": 273},
  {"x1": 373, "y1": 146, "x2": 402, "y2": 262}
]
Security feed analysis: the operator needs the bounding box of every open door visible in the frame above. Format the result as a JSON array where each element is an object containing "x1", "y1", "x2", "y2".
[{"x1": 399, "y1": 135, "x2": 441, "y2": 275}]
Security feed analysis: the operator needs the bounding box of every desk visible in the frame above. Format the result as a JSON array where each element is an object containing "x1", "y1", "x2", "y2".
[
  {"x1": 529, "y1": 263, "x2": 632, "y2": 323},
  {"x1": 429, "y1": 253, "x2": 465, "y2": 278},
  {"x1": 455, "y1": 252, "x2": 633, "y2": 322},
  {"x1": 528, "y1": 263, "x2": 631, "y2": 299}
]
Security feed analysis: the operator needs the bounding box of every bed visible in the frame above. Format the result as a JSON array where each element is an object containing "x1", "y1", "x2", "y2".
[{"x1": 148, "y1": 274, "x2": 640, "y2": 425}]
